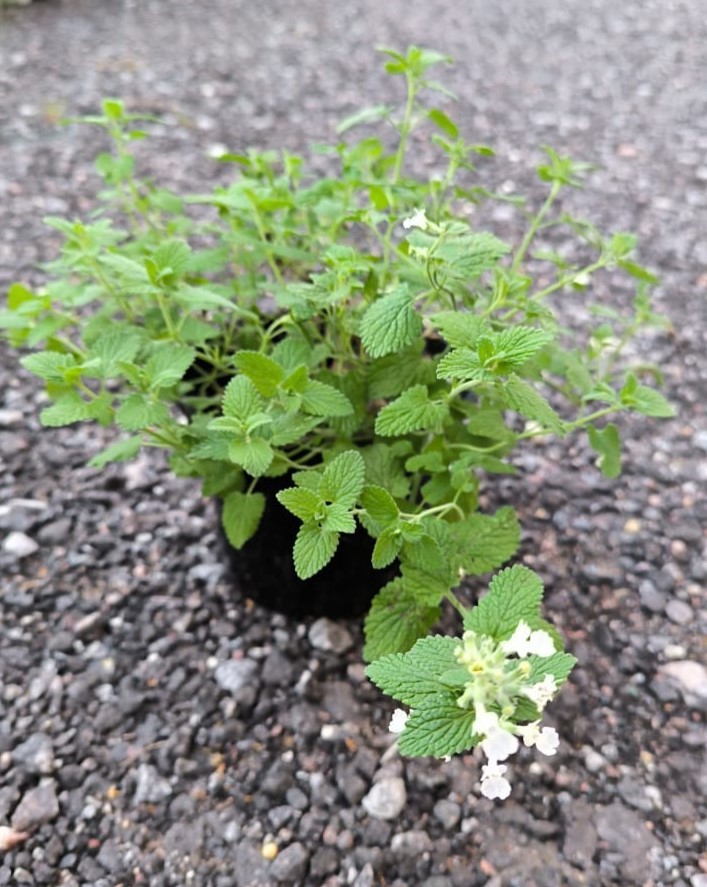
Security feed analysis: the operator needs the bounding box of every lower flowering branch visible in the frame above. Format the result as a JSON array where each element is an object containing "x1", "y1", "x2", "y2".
[{"x1": 366, "y1": 565, "x2": 577, "y2": 801}]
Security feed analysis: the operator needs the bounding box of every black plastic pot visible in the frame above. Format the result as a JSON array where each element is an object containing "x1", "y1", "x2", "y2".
[{"x1": 217, "y1": 476, "x2": 392, "y2": 619}]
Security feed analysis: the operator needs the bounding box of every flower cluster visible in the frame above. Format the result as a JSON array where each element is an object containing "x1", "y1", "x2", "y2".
[{"x1": 455, "y1": 621, "x2": 560, "y2": 799}]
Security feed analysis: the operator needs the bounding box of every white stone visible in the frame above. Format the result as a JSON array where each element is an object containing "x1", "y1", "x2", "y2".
[
  {"x1": 361, "y1": 776, "x2": 406, "y2": 820},
  {"x1": 308, "y1": 617, "x2": 353, "y2": 654},
  {"x1": 658, "y1": 661, "x2": 707, "y2": 709},
  {"x1": 3, "y1": 531, "x2": 39, "y2": 558}
]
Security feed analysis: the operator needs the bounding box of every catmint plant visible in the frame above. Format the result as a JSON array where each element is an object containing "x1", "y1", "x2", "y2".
[{"x1": 1, "y1": 46, "x2": 673, "y2": 791}]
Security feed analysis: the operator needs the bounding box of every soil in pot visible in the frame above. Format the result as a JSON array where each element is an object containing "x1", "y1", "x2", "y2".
[{"x1": 218, "y1": 475, "x2": 392, "y2": 619}]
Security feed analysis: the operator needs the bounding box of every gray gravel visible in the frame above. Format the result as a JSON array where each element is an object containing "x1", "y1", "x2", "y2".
[{"x1": 1, "y1": 1, "x2": 706, "y2": 885}]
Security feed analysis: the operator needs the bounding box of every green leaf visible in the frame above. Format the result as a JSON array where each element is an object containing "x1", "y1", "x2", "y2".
[
  {"x1": 375, "y1": 385, "x2": 449, "y2": 436},
  {"x1": 152, "y1": 239, "x2": 191, "y2": 280},
  {"x1": 372, "y1": 527, "x2": 403, "y2": 568},
  {"x1": 115, "y1": 394, "x2": 170, "y2": 430},
  {"x1": 527, "y1": 651, "x2": 577, "y2": 687},
  {"x1": 39, "y1": 393, "x2": 92, "y2": 426},
  {"x1": 301, "y1": 379, "x2": 353, "y2": 417},
  {"x1": 228, "y1": 436, "x2": 273, "y2": 476},
  {"x1": 361, "y1": 485, "x2": 399, "y2": 525},
  {"x1": 427, "y1": 108, "x2": 459, "y2": 139},
  {"x1": 360, "y1": 286, "x2": 422, "y2": 358},
  {"x1": 321, "y1": 502, "x2": 357, "y2": 533},
  {"x1": 464, "y1": 565, "x2": 545, "y2": 640},
  {"x1": 361, "y1": 442, "x2": 411, "y2": 499},
  {"x1": 503, "y1": 374, "x2": 565, "y2": 435},
  {"x1": 269, "y1": 413, "x2": 322, "y2": 446},
  {"x1": 88, "y1": 436, "x2": 142, "y2": 467},
  {"x1": 336, "y1": 103, "x2": 391, "y2": 134},
  {"x1": 367, "y1": 346, "x2": 436, "y2": 399},
  {"x1": 221, "y1": 375, "x2": 263, "y2": 420},
  {"x1": 221, "y1": 490, "x2": 266, "y2": 549},
  {"x1": 453, "y1": 508, "x2": 521, "y2": 576},
  {"x1": 293, "y1": 523, "x2": 339, "y2": 579},
  {"x1": 21, "y1": 351, "x2": 77, "y2": 383},
  {"x1": 629, "y1": 385, "x2": 675, "y2": 418},
  {"x1": 493, "y1": 327, "x2": 553, "y2": 369},
  {"x1": 234, "y1": 351, "x2": 285, "y2": 397},
  {"x1": 436, "y1": 347, "x2": 483, "y2": 382},
  {"x1": 276, "y1": 486, "x2": 321, "y2": 521},
  {"x1": 587, "y1": 423, "x2": 621, "y2": 478},
  {"x1": 90, "y1": 331, "x2": 143, "y2": 378},
  {"x1": 319, "y1": 450, "x2": 365, "y2": 508},
  {"x1": 146, "y1": 344, "x2": 196, "y2": 389},
  {"x1": 397, "y1": 696, "x2": 477, "y2": 759},
  {"x1": 365, "y1": 634, "x2": 460, "y2": 700},
  {"x1": 432, "y1": 312, "x2": 487, "y2": 349}
]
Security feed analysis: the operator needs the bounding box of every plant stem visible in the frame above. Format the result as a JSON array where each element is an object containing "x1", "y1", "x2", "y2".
[{"x1": 511, "y1": 181, "x2": 561, "y2": 274}]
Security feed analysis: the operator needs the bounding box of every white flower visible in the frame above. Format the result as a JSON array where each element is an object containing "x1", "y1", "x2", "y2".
[
  {"x1": 480, "y1": 761, "x2": 512, "y2": 800},
  {"x1": 388, "y1": 708, "x2": 409, "y2": 734},
  {"x1": 516, "y1": 721, "x2": 560, "y2": 756},
  {"x1": 522, "y1": 674, "x2": 557, "y2": 711},
  {"x1": 473, "y1": 710, "x2": 519, "y2": 762},
  {"x1": 501, "y1": 621, "x2": 555, "y2": 658},
  {"x1": 402, "y1": 208, "x2": 428, "y2": 230}
]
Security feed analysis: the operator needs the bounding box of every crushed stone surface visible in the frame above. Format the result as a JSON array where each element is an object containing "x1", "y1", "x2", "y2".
[{"x1": 1, "y1": 1, "x2": 705, "y2": 885}]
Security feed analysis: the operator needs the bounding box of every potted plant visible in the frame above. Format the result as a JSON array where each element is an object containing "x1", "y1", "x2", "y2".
[{"x1": 1, "y1": 47, "x2": 673, "y2": 796}]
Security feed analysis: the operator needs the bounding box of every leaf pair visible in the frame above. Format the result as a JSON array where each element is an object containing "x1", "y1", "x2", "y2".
[{"x1": 276, "y1": 451, "x2": 365, "y2": 579}]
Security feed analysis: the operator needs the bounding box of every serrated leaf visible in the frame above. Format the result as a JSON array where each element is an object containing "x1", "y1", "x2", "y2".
[
  {"x1": 228, "y1": 436, "x2": 273, "y2": 476},
  {"x1": 221, "y1": 375, "x2": 263, "y2": 420},
  {"x1": 90, "y1": 330, "x2": 143, "y2": 378},
  {"x1": 269, "y1": 413, "x2": 322, "y2": 446},
  {"x1": 291, "y1": 469, "x2": 323, "y2": 493},
  {"x1": 503, "y1": 374, "x2": 565, "y2": 435},
  {"x1": 360, "y1": 286, "x2": 422, "y2": 358},
  {"x1": 366, "y1": 346, "x2": 436, "y2": 399},
  {"x1": 40, "y1": 393, "x2": 92, "y2": 426},
  {"x1": 432, "y1": 312, "x2": 488, "y2": 349},
  {"x1": 629, "y1": 385, "x2": 675, "y2": 418},
  {"x1": 88, "y1": 436, "x2": 142, "y2": 467},
  {"x1": 464, "y1": 565, "x2": 544, "y2": 640},
  {"x1": 234, "y1": 351, "x2": 285, "y2": 397},
  {"x1": 276, "y1": 486, "x2": 321, "y2": 521},
  {"x1": 293, "y1": 523, "x2": 339, "y2": 579},
  {"x1": 361, "y1": 485, "x2": 399, "y2": 525},
  {"x1": 527, "y1": 651, "x2": 577, "y2": 687},
  {"x1": 587, "y1": 423, "x2": 621, "y2": 478},
  {"x1": 436, "y1": 347, "x2": 484, "y2": 381},
  {"x1": 221, "y1": 490, "x2": 265, "y2": 549},
  {"x1": 301, "y1": 379, "x2": 353, "y2": 417},
  {"x1": 375, "y1": 385, "x2": 449, "y2": 436},
  {"x1": 21, "y1": 351, "x2": 77, "y2": 383},
  {"x1": 115, "y1": 394, "x2": 170, "y2": 430},
  {"x1": 361, "y1": 443, "x2": 411, "y2": 499},
  {"x1": 152, "y1": 239, "x2": 191, "y2": 279},
  {"x1": 365, "y1": 634, "x2": 460, "y2": 699},
  {"x1": 434, "y1": 232, "x2": 509, "y2": 281},
  {"x1": 372, "y1": 527, "x2": 403, "y2": 568},
  {"x1": 453, "y1": 507, "x2": 521, "y2": 575},
  {"x1": 493, "y1": 327, "x2": 553, "y2": 369},
  {"x1": 397, "y1": 695, "x2": 477, "y2": 759},
  {"x1": 145, "y1": 344, "x2": 196, "y2": 389},
  {"x1": 319, "y1": 450, "x2": 365, "y2": 508},
  {"x1": 321, "y1": 502, "x2": 357, "y2": 533}
]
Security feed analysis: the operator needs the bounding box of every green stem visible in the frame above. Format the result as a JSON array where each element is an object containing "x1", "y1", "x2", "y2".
[
  {"x1": 445, "y1": 590, "x2": 468, "y2": 619},
  {"x1": 511, "y1": 181, "x2": 561, "y2": 274},
  {"x1": 391, "y1": 71, "x2": 416, "y2": 187}
]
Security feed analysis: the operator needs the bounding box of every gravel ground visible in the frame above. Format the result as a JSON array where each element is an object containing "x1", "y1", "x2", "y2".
[{"x1": 1, "y1": 1, "x2": 706, "y2": 885}]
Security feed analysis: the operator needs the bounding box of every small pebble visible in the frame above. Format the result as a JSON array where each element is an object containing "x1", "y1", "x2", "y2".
[
  {"x1": 361, "y1": 777, "x2": 407, "y2": 821},
  {"x1": 2, "y1": 531, "x2": 39, "y2": 558}
]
